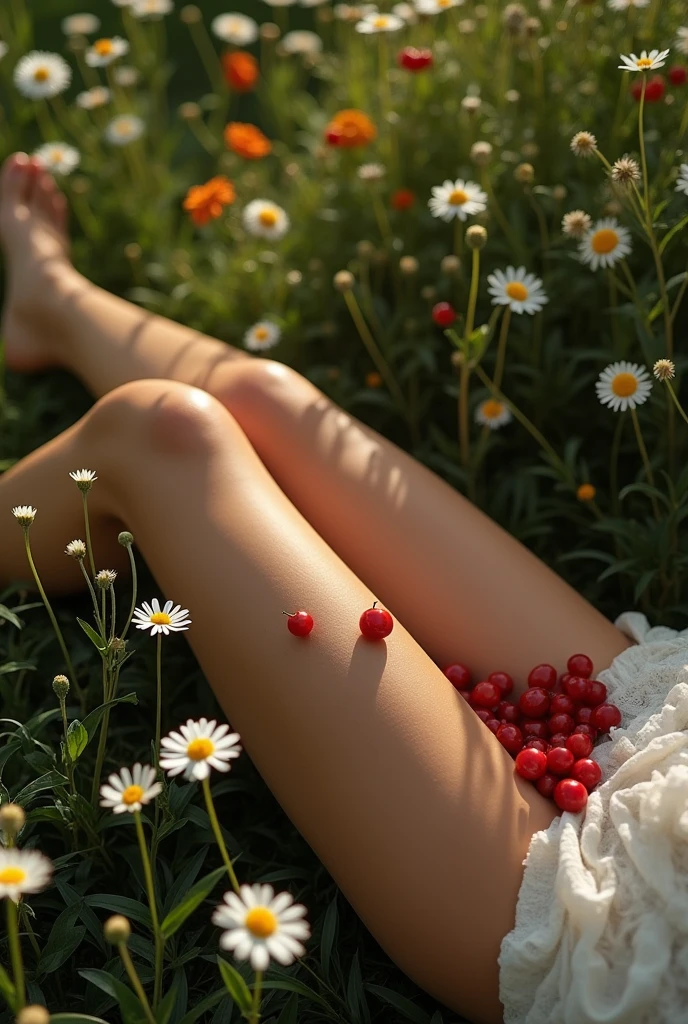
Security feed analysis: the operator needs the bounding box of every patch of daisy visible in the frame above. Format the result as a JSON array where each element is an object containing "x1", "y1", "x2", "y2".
[
  {"x1": 415, "y1": 0, "x2": 464, "y2": 14},
  {"x1": 211, "y1": 13, "x2": 259, "y2": 44},
  {"x1": 0, "y1": 848, "x2": 53, "y2": 901},
  {"x1": 212, "y1": 883, "x2": 310, "y2": 971},
  {"x1": 356, "y1": 12, "x2": 405, "y2": 32},
  {"x1": 676, "y1": 164, "x2": 688, "y2": 196},
  {"x1": 487, "y1": 266, "x2": 548, "y2": 315},
  {"x1": 596, "y1": 361, "x2": 652, "y2": 412},
  {"x1": 100, "y1": 764, "x2": 162, "y2": 814},
  {"x1": 62, "y1": 13, "x2": 101, "y2": 34},
  {"x1": 132, "y1": 598, "x2": 191, "y2": 635},
  {"x1": 281, "y1": 31, "x2": 323, "y2": 54},
  {"x1": 244, "y1": 321, "x2": 282, "y2": 351},
  {"x1": 33, "y1": 142, "x2": 80, "y2": 176},
  {"x1": 475, "y1": 398, "x2": 513, "y2": 430},
  {"x1": 618, "y1": 48, "x2": 670, "y2": 72},
  {"x1": 85, "y1": 37, "x2": 129, "y2": 67},
  {"x1": 76, "y1": 86, "x2": 111, "y2": 109},
  {"x1": 14, "y1": 51, "x2": 72, "y2": 99},
  {"x1": 160, "y1": 718, "x2": 242, "y2": 781},
  {"x1": 579, "y1": 217, "x2": 632, "y2": 270},
  {"x1": 428, "y1": 178, "x2": 487, "y2": 222},
  {"x1": 105, "y1": 114, "x2": 145, "y2": 145},
  {"x1": 132, "y1": 0, "x2": 174, "y2": 16},
  {"x1": 243, "y1": 199, "x2": 290, "y2": 240}
]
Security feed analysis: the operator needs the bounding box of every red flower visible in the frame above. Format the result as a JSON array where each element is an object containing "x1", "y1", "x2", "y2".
[
  {"x1": 398, "y1": 46, "x2": 433, "y2": 72},
  {"x1": 631, "y1": 74, "x2": 665, "y2": 102},
  {"x1": 390, "y1": 188, "x2": 416, "y2": 210},
  {"x1": 222, "y1": 51, "x2": 259, "y2": 93},
  {"x1": 669, "y1": 64, "x2": 687, "y2": 86}
]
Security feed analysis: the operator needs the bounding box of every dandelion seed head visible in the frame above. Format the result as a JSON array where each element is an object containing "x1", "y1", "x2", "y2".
[
  {"x1": 653, "y1": 359, "x2": 675, "y2": 381},
  {"x1": 570, "y1": 131, "x2": 597, "y2": 157}
]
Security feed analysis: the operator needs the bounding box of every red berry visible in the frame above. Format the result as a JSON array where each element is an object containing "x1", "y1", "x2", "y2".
[
  {"x1": 459, "y1": 689, "x2": 472, "y2": 702},
  {"x1": 573, "y1": 724, "x2": 598, "y2": 742},
  {"x1": 571, "y1": 758, "x2": 602, "y2": 792},
  {"x1": 497, "y1": 700, "x2": 521, "y2": 724},
  {"x1": 525, "y1": 738, "x2": 549, "y2": 753},
  {"x1": 390, "y1": 188, "x2": 415, "y2": 211},
  {"x1": 527, "y1": 664, "x2": 557, "y2": 690},
  {"x1": 496, "y1": 723, "x2": 523, "y2": 755},
  {"x1": 548, "y1": 713, "x2": 575, "y2": 736},
  {"x1": 286, "y1": 610, "x2": 314, "y2": 636},
  {"x1": 550, "y1": 693, "x2": 575, "y2": 716},
  {"x1": 474, "y1": 708, "x2": 494, "y2": 724},
  {"x1": 398, "y1": 45, "x2": 433, "y2": 72},
  {"x1": 554, "y1": 778, "x2": 588, "y2": 814},
  {"x1": 359, "y1": 603, "x2": 393, "y2": 640},
  {"x1": 669, "y1": 64, "x2": 687, "y2": 86},
  {"x1": 567, "y1": 654, "x2": 593, "y2": 678},
  {"x1": 535, "y1": 772, "x2": 557, "y2": 798},
  {"x1": 547, "y1": 747, "x2": 575, "y2": 776},
  {"x1": 522, "y1": 719, "x2": 549, "y2": 739},
  {"x1": 566, "y1": 733, "x2": 593, "y2": 759},
  {"x1": 559, "y1": 672, "x2": 572, "y2": 689},
  {"x1": 575, "y1": 705, "x2": 594, "y2": 725},
  {"x1": 443, "y1": 663, "x2": 472, "y2": 690},
  {"x1": 591, "y1": 703, "x2": 622, "y2": 733},
  {"x1": 518, "y1": 687, "x2": 551, "y2": 718},
  {"x1": 485, "y1": 718, "x2": 501, "y2": 734},
  {"x1": 632, "y1": 75, "x2": 665, "y2": 101},
  {"x1": 515, "y1": 747, "x2": 547, "y2": 780},
  {"x1": 549, "y1": 733, "x2": 570, "y2": 748},
  {"x1": 472, "y1": 680, "x2": 501, "y2": 709},
  {"x1": 488, "y1": 671, "x2": 514, "y2": 696},
  {"x1": 432, "y1": 302, "x2": 456, "y2": 328},
  {"x1": 566, "y1": 676, "x2": 592, "y2": 703},
  {"x1": 584, "y1": 680, "x2": 607, "y2": 707}
]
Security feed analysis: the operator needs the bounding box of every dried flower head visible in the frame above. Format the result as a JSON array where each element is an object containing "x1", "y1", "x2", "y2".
[
  {"x1": 334, "y1": 270, "x2": 355, "y2": 291},
  {"x1": 96, "y1": 569, "x2": 117, "y2": 589},
  {"x1": 502, "y1": 3, "x2": 527, "y2": 34},
  {"x1": 65, "y1": 539, "x2": 87, "y2": 559},
  {"x1": 399, "y1": 255, "x2": 419, "y2": 274},
  {"x1": 514, "y1": 162, "x2": 535, "y2": 184},
  {"x1": 562, "y1": 209, "x2": 593, "y2": 238},
  {"x1": 653, "y1": 359, "x2": 675, "y2": 381},
  {"x1": 570, "y1": 131, "x2": 598, "y2": 157},
  {"x1": 470, "y1": 141, "x2": 493, "y2": 166},
  {"x1": 441, "y1": 254, "x2": 461, "y2": 274},
  {"x1": 466, "y1": 225, "x2": 488, "y2": 249},
  {"x1": 611, "y1": 155, "x2": 641, "y2": 187}
]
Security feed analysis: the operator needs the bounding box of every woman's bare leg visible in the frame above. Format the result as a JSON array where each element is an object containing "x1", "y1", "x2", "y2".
[
  {"x1": 0, "y1": 377, "x2": 558, "y2": 1024},
  {"x1": 0, "y1": 153, "x2": 632, "y2": 684}
]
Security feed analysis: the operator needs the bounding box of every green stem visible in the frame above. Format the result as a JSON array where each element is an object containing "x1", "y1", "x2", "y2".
[
  {"x1": 23, "y1": 531, "x2": 78, "y2": 691},
  {"x1": 630, "y1": 407, "x2": 660, "y2": 519},
  {"x1": 493, "y1": 307, "x2": 512, "y2": 391},
  {"x1": 109, "y1": 584, "x2": 117, "y2": 644},
  {"x1": 610, "y1": 412, "x2": 624, "y2": 519},
  {"x1": 201, "y1": 776, "x2": 241, "y2": 894},
  {"x1": 78, "y1": 558, "x2": 104, "y2": 634},
  {"x1": 134, "y1": 812, "x2": 164, "y2": 1009},
  {"x1": 465, "y1": 248, "x2": 480, "y2": 338},
  {"x1": 91, "y1": 707, "x2": 111, "y2": 806},
  {"x1": 342, "y1": 288, "x2": 409, "y2": 418},
  {"x1": 82, "y1": 492, "x2": 97, "y2": 579},
  {"x1": 249, "y1": 970, "x2": 263, "y2": 1024},
  {"x1": 7, "y1": 899, "x2": 24, "y2": 1011},
  {"x1": 118, "y1": 943, "x2": 157, "y2": 1024},
  {"x1": 665, "y1": 380, "x2": 688, "y2": 429},
  {"x1": 458, "y1": 363, "x2": 471, "y2": 470},
  {"x1": 155, "y1": 633, "x2": 162, "y2": 768},
  {"x1": 121, "y1": 541, "x2": 139, "y2": 641},
  {"x1": 60, "y1": 696, "x2": 78, "y2": 799}
]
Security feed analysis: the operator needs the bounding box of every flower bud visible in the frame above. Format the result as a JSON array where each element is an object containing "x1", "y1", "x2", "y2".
[
  {"x1": 118, "y1": 531, "x2": 134, "y2": 547},
  {"x1": 96, "y1": 569, "x2": 117, "y2": 590},
  {"x1": 514, "y1": 162, "x2": 535, "y2": 184},
  {"x1": 178, "y1": 102, "x2": 201, "y2": 121},
  {"x1": 104, "y1": 915, "x2": 131, "y2": 944},
  {"x1": 466, "y1": 225, "x2": 488, "y2": 250},
  {"x1": 421, "y1": 285, "x2": 437, "y2": 301},
  {"x1": 441, "y1": 254, "x2": 461, "y2": 275},
  {"x1": 0, "y1": 802, "x2": 26, "y2": 839},
  {"x1": 576, "y1": 484, "x2": 596, "y2": 502},
  {"x1": 65, "y1": 539, "x2": 87, "y2": 559},
  {"x1": 356, "y1": 240, "x2": 375, "y2": 258},
  {"x1": 470, "y1": 141, "x2": 493, "y2": 167},
  {"x1": 124, "y1": 243, "x2": 142, "y2": 262},
  {"x1": 180, "y1": 4, "x2": 201, "y2": 23},
  {"x1": 260, "y1": 21, "x2": 281, "y2": 40},
  {"x1": 399, "y1": 256, "x2": 419, "y2": 275},
  {"x1": 16, "y1": 1007, "x2": 50, "y2": 1024},
  {"x1": 333, "y1": 270, "x2": 355, "y2": 292},
  {"x1": 52, "y1": 675, "x2": 70, "y2": 700}
]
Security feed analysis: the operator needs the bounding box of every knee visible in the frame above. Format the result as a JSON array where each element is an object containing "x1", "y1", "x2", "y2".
[
  {"x1": 84, "y1": 379, "x2": 238, "y2": 458},
  {"x1": 210, "y1": 358, "x2": 310, "y2": 425}
]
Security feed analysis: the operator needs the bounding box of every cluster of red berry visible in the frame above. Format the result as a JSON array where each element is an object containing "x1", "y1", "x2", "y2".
[{"x1": 443, "y1": 655, "x2": 622, "y2": 814}]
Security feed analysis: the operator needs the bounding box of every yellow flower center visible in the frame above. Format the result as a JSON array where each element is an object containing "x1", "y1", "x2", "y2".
[
  {"x1": 439, "y1": 0, "x2": 452, "y2": 6},
  {"x1": 636, "y1": 57, "x2": 653, "y2": 67},
  {"x1": 374, "y1": 16, "x2": 389, "y2": 27},
  {"x1": 186, "y1": 737, "x2": 214, "y2": 761},
  {"x1": 150, "y1": 612, "x2": 171, "y2": 625},
  {"x1": 449, "y1": 189, "x2": 468, "y2": 206},
  {"x1": 0, "y1": 866, "x2": 26, "y2": 886},
  {"x1": 33, "y1": 67, "x2": 50, "y2": 82},
  {"x1": 94, "y1": 39, "x2": 114, "y2": 56},
  {"x1": 245, "y1": 907, "x2": 278, "y2": 938},
  {"x1": 122, "y1": 785, "x2": 144, "y2": 805},
  {"x1": 482, "y1": 400, "x2": 505, "y2": 419},
  {"x1": 505, "y1": 282, "x2": 529, "y2": 301},
  {"x1": 611, "y1": 372, "x2": 638, "y2": 397},
  {"x1": 259, "y1": 209, "x2": 278, "y2": 227},
  {"x1": 116, "y1": 121, "x2": 133, "y2": 135},
  {"x1": 255, "y1": 328, "x2": 269, "y2": 341},
  {"x1": 591, "y1": 228, "x2": 619, "y2": 255}
]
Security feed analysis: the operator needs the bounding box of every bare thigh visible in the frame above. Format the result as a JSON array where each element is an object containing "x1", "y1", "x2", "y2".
[{"x1": 0, "y1": 379, "x2": 557, "y2": 1024}]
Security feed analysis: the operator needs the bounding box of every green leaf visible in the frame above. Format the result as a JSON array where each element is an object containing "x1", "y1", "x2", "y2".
[
  {"x1": 50, "y1": 1016, "x2": 110, "y2": 1023},
  {"x1": 365, "y1": 984, "x2": 431, "y2": 1023},
  {"x1": 659, "y1": 214, "x2": 688, "y2": 255},
  {"x1": 259, "y1": 979, "x2": 331, "y2": 1010},
  {"x1": 79, "y1": 969, "x2": 147, "y2": 1024},
  {"x1": 0, "y1": 604, "x2": 22, "y2": 629},
  {"x1": 155, "y1": 981, "x2": 178, "y2": 1024},
  {"x1": 85, "y1": 895, "x2": 152, "y2": 929},
  {"x1": 160, "y1": 866, "x2": 226, "y2": 939},
  {"x1": 38, "y1": 926, "x2": 86, "y2": 975},
  {"x1": 0, "y1": 660, "x2": 36, "y2": 675},
  {"x1": 346, "y1": 951, "x2": 370, "y2": 1023},
  {"x1": 177, "y1": 989, "x2": 226, "y2": 1024},
  {"x1": 319, "y1": 894, "x2": 338, "y2": 984},
  {"x1": 217, "y1": 958, "x2": 253, "y2": 1014},
  {"x1": 13, "y1": 769, "x2": 69, "y2": 807},
  {"x1": 81, "y1": 693, "x2": 139, "y2": 748},
  {"x1": 77, "y1": 617, "x2": 108, "y2": 653},
  {"x1": 0, "y1": 962, "x2": 16, "y2": 1011},
  {"x1": 276, "y1": 994, "x2": 299, "y2": 1024},
  {"x1": 66, "y1": 721, "x2": 89, "y2": 763}
]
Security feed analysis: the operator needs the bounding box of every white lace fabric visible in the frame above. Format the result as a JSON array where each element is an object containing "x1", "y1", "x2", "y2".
[{"x1": 498, "y1": 612, "x2": 688, "y2": 1024}]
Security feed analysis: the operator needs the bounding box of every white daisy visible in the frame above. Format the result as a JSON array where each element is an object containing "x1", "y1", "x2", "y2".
[
  {"x1": 618, "y1": 48, "x2": 670, "y2": 72},
  {"x1": 14, "y1": 51, "x2": 72, "y2": 99},
  {"x1": 0, "y1": 42, "x2": 7, "y2": 62},
  {"x1": 262, "y1": 0, "x2": 298, "y2": 6},
  {"x1": 62, "y1": 13, "x2": 101, "y2": 35},
  {"x1": 65, "y1": 539, "x2": 87, "y2": 559},
  {"x1": 475, "y1": 398, "x2": 513, "y2": 430},
  {"x1": 69, "y1": 468, "x2": 97, "y2": 490},
  {"x1": 132, "y1": 0, "x2": 174, "y2": 16},
  {"x1": 113, "y1": 65, "x2": 139, "y2": 87},
  {"x1": 34, "y1": 142, "x2": 80, "y2": 176},
  {"x1": 85, "y1": 37, "x2": 130, "y2": 67},
  {"x1": 428, "y1": 178, "x2": 487, "y2": 222},
  {"x1": 99, "y1": 764, "x2": 162, "y2": 814},
  {"x1": 487, "y1": 266, "x2": 548, "y2": 315},
  {"x1": 579, "y1": 217, "x2": 632, "y2": 270},
  {"x1": 357, "y1": 162, "x2": 386, "y2": 181},
  {"x1": 11, "y1": 505, "x2": 36, "y2": 526},
  {"x1": 677, "y1": 28, "x2": 688, "y2": 56},
  {"x1": 244, "y1": 321, "x2": 282, "y2": 351},
  {"x1": 393, "y1": 3, "x2": 418, "y2": 22},
  {"x1": 608, "y1": 0, "x2": 649, "y2": 9},
  {"x1": 356, "y1": 13, "x2": 405, "y2": 32},
  {"x1": 281, "y1": 30, "x2": 323, "y2": 54},
  {"x1": 105, "y1": 114, "x2": 145, "y2": 145},
  {"x1": 132, "y1": 598, "x2": 192, "y2": 635},
  {"x1": 243, "y1": 199, "x2": 290, "y2": 240},
  {"x1": 211, "y1": 13, "x2": 259, "y2": 45},
  {"x1": 76, "y1": 86, "x2": 111, "y2": 109},
  {"x1": 414, "y1": 0, "x2": 464, "y2": 14},
  {"x1": 0, "y1": 848, "x2": 53, "y2": 901},
  {"x1": 213, "y1": 883, "x2": 310, "y2": 971},
  {"x1": 160, "y1": 718, "x2": 242, "y2": 781},
  {"x1": 676, "y1": 164, "x2": 688, "y2": 196},
  {"x1": 596, "y1": 361, "x2": 652, "y2": 412}
]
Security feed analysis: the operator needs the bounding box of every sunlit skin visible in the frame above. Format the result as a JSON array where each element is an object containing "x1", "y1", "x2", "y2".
[{"x1": 0, "y1": 153, "x2": 633, "y2": 1024}]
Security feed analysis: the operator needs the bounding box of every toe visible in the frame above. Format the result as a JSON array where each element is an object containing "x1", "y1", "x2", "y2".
[
  {"x1": 35, "y1": 171, "x2": 56, "y2": 218},
  {"x1": 52, "y1": 191, "x2": 68, "y2": 234},
  {"x1": 24, "y1": 157, "x2": 44, "y2": 203},
  {"x1": 0, "y1": 153, "x2": 31, "y2": 205}
]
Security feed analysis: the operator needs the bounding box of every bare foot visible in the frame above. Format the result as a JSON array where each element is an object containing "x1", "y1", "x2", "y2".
[{"x1": 0, "y1": 152, "x2": 78, "y2": 372}]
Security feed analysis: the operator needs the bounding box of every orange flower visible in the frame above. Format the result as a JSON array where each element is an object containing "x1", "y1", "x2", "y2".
[
  {"x1": 366, "y1": 371, "x2": 383, "y2": 388},
  {"x1": 576, "y1": 483, "x2": 596, "y2": 502},
  {"x1": 391, "y1": 188, "x2": 416, "y2": 211},
  {"x1": 324, "y1": 109, "x2": 376, "y2": 149},
  {"x1": 183, "y1": 176, "x2": 236, "y2": 226},
  {"x1": 224, "y1": 122, "x2": 272, "y2": 160},
  {"x1": 222, "y1": 51, "x2": 259, "y2": 92}
]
